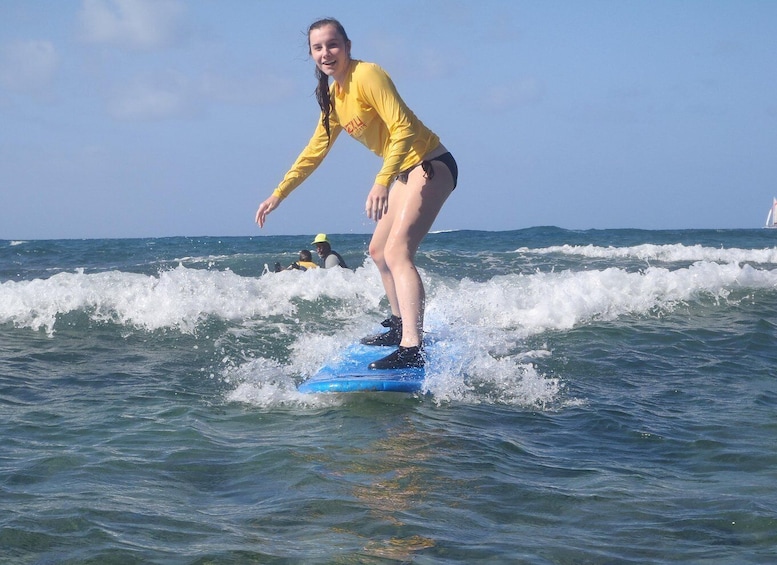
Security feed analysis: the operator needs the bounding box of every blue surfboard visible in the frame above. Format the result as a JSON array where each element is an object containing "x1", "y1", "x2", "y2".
[{"x1": 298, "y1": 343, "x2": 426, "y2": 394}]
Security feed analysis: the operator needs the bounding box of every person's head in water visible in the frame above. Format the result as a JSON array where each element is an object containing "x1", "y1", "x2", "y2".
[
  {"x1": 312, "y1": 233, "x2": 332, "y2": 258},
  {"x1": 299, "y1": 249, "x2": 313, "y2": 262}
]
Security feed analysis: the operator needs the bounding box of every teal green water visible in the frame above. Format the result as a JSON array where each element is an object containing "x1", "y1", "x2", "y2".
[{"x1": 2, "y1": 229, "x2": 776, "y2": 563}]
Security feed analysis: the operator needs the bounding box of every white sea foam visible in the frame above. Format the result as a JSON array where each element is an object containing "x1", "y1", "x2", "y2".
[
  {"x1": 4, "y1": 258, "x2": 777, "y2": 407},
  {"x1": 0, "y1": 264, "x2": 384, "y2": 335},
  {"x1": 520, "y1": 243, "x2": 777, "y2": 265},
  {"x1": 4, "y1": 261, "x2": 776, "y2": 340},
  {"x1": 224, "y1": 357, "x2": 345, "y2": 409},
  {"x1": 428, "y1": 261, "x2": 777, "y2": 339}
]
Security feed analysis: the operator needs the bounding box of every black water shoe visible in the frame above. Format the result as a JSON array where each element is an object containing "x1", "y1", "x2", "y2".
[
  {"x1": 368, "y1": 345, "x2": 424, "y2": 370},
  {"x1": 360, "y1": 315, "x2": 402, "y2": 346}
]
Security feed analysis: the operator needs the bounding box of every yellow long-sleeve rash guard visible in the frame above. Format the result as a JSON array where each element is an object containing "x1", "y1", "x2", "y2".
[{"x1": 272, "y1": 60, "x2": 440, "y2": 200}]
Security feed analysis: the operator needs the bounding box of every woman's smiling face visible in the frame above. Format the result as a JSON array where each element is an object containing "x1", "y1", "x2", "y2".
[{"x1": 309, "y1": 23, "x2": 351, "y2": 84}]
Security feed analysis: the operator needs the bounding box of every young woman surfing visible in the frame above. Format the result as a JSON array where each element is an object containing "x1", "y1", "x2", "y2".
[{"x1": 255, "y1": 18, "x2": 458, "y2": 369}]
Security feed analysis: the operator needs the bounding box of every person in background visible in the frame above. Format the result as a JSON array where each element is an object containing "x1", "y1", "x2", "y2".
[
  {"x1": 312, "y1": 233, "x2": 347, "y2": 269},
  {"x1": 287, "y1": 249, "x2": 319, "y2": 271},
  {"x1": 254, "y1": 18, "x2": 457, "y2": 370}
]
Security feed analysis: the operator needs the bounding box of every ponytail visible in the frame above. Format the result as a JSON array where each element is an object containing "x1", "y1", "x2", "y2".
[{"x1": 314, "y1": 66, "x2": 333, "y2": 142}]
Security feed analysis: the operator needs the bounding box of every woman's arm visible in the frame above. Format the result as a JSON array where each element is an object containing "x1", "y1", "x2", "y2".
[{"x1": 256, "y1": 116, "x2": 341, "y2": 227}]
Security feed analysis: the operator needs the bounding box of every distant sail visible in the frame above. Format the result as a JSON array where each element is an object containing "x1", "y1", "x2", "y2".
[{"x1": 766, "y1": 198, "x2": 777, "y2": 229}]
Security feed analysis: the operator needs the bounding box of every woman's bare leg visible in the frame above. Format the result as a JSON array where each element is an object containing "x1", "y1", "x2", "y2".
[
  {"x1": 369, "y1": 159, "x2": 454, "y2": 347},
  {"x1": 369, "y1": 209, "x2": 401, "y2": 320}
]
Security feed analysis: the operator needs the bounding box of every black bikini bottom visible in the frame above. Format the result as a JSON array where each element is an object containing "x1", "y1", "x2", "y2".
[{"x1": 396, "y1": 151, "x2": 458, "y2": 189}]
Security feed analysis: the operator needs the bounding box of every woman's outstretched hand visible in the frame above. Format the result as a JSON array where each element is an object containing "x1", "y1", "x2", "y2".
[
  {"x1": 365, "y1": 183, "x2": 389, "y2": 221},
  {"x1": 255, "y1": 195, "x2": 281, "y2": 228}
]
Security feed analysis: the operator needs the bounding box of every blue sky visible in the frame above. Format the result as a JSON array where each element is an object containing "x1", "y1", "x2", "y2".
[{"x1": 1, "y1": 0, "x2": 776, "y2": 239}]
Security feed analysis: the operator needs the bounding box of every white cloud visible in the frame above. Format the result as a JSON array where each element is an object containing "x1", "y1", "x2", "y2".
[
  {"x1": 108, "y1": 72, "x2": 194, "y2": 120},
  {"x1": 0, "y1": 40, "x2": 60, "y2": 92},
  {"x1": 78, "y1": 0, "x2": 185, "y2": 50},
  {"x1": 105, "y1": 64, "x2": 298, "y2": 121},
  {"x1": 200, "y1": 71, "x2": 295, "y2": 106},
  {"x1": 484, "y1": 77, "x2": 544, "y2": 111}
]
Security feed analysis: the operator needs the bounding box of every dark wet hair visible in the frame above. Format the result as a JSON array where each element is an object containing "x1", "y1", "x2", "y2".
[
  {"x1": 299, "y1": 249, "x2": 313, "y2": 262},
  {"x1": 308, "y1": 18, "x2": 350, "y2": 144}
]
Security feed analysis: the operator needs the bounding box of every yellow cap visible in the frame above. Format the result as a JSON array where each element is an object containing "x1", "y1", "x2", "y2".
[{"x1": 312, "y1": 233, "x2": 330, "y2": 245}]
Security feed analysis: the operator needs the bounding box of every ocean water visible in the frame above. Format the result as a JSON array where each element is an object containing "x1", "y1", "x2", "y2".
[{"x1": 1, "y1": 228, "x2": 776, "y2": 564}]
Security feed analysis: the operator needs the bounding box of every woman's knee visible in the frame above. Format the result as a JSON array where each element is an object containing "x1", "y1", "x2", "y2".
[
  {"x1": 369, "y1": 241, "x2": 387, "y2": 269},
  {"x1": 383, "y1": 244, "x2": 414, "y2": 273}
]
